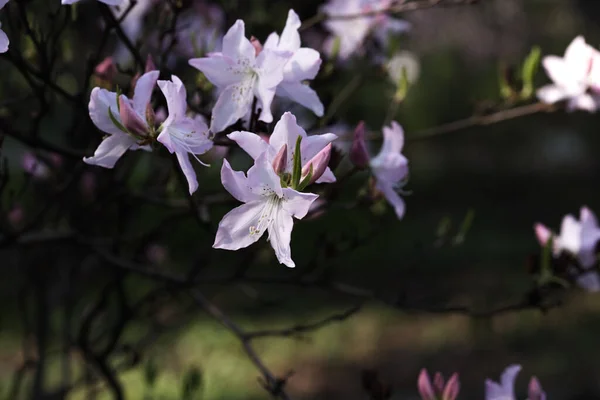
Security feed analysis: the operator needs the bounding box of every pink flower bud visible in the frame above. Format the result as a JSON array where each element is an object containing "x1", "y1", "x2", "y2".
[
  {"x1": 433, "y1": 372, "x2": 445, "y2": 393},
  {"x1": 145, "y1": 54, "x2": 156, "y2": 73},
  {"x1": 528, "y1": 377, "x2": 545, "y2": 400},
  {"x1": 417, "y1": 369, "x2": 436, "y2": 400},
  {"x1": 94, "y1": 57, "x2": 117, "y2": 82},
  {"x1": 442, "y1": 373, "x2": 460, "y2": 400},
  {"x1": 350, "y1": 121, "x2": 369, "y2": 169},
  {"x1": 301, "y1": 143, "x2": 332, "y2": 185},
  {"x1": 272, "y1": 144, "x2": 287, "y2": 175},
  {"x1": 119, "y1": 96, "x2": 149, "y2": 138},
  {"x1": 250, "y1": 36, "x2": 263, "y2": 56},
  {"x1": 534, "y1": 223, "x2": 552, "y2": 247}
]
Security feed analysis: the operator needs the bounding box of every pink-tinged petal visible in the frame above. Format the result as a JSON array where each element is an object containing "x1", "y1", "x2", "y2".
[
  {"x1": 577, "y1": 270, "x2": 600, "y2": 292},
  {"x1": 372, "y1": 153, "x2": 409, "y2": 184},
  {"x1": 83, "y1": 134, "x2": 135, "y2": 169},
  {"x1": 381, "y1": 121, "x2": 405, "y2": 154},
  {"x1": 484, "y1": 380, "x2": 507, "y2": 400},
  {"x1": 350, "y1": 121, "x2": 370, "y2": 169},
  {"x1": 256, "y1": 49, "x2": 291, "y2": 88},
  {"x1": 189, "y1": 54, "x2": 241, "y2": 87},
  {"x1": 301, "y1": 133, "x2": 338, "y2": 165},
  {"x1": 269, "y1": 112, "x2": 307, "y2": 167},
  {"x1": 89, "y1": 87, "x2": 123, "y2": 136},
  {"x1": 220, "y1": 158, "x2": 255, "y2": 203},
  {"x1": 536, "y1": 84, "x2": 568, "y2": 104},
  {"x1": 277, "y1": 82, "x2": 324, "y2": 117},
  {"x1": 528, "y1": 377, "x2": 546, "y2": 400},
  {"x1": 442, "y1": 373, "x2": 460, "y2": 400},
  {"x1": 132, "y1": 70, "x2": 159, "y2": 116},
  {"x1": 213, "y1": 201, "x2": 267, "y2": 250},
  {"x1": 315, "y1": 167, "x2": 336, "y2": 184},
  {"x1": 433, "y1": 372, "x2": 445, "y2": 393},
  {"x1": 210, "y1": 79, "x2": 255, "y2": 133},
  {"x1": 281, "y1": 188, "x2": 319, "y2": 219},
  {"x1": 568, "y1": 93, "x2": 598, "y2": 112},
  {"x1": 377, "y1": 181, "x2": 406, "y2": 220},
  {"x1": 119, "y1": 95, "x2": 148, "y2": 137},
  {"x1": 175, "y1": 151, "x2": 198, "y2": 194},
  {"x1": 278, "y1": 9, "x2": 302, "y2": 52},
  {"x1": 247, "y1": 153, "x2": 283, "y2": 197},
  {"x1": 268, "y1": 208, "x2": 295, "y2": 267},
  {"x1": 534, "y1": 223, "x2": 552, "y2": 247},
  {"x1": 272, "y1": 144, "x2": 288, "y2": 174},
  {"x1": 283, "y1": 48, "x2": 322, "y2": 81},
  {"x1": 254, "y1": 84, "x2": 276, "y2": 123},
  {"x1": 417, "y1": 369, "x2": 435, "y2": 400},
  {"x1": 263, "y1": 32, "x2": 279, "y2": 50},
  {"x1": 301, "y1": 143, "x2": 332, "y2": 185},
  {"x1": 222, "y1": 20, "x2": 256, "y2": 62},
  {"x1": 564, "y1": 35, "x2": 594, "y2": 81},
  {"x1": 157, "y1": 75, "x2": 187, "y2": 120},
  {"x1": 227, "y1": 131, "x2": 270, "y2": 160},
  {"x1": 0, "y1": 28, "x2": 9, "y2": 54}
]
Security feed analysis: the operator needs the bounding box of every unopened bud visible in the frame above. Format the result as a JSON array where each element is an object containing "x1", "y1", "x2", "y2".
[
  {"x1": 272, "y1": 144, "x2": 287, "y2": 175},
  {"x1": 95, "y1": 57, "x2": 117, "y2": 82},
  {"x1": 119, "y1": 96, "x2": 149, "y2": 138},
  {"x1": 442, "y1": 373, "x2": 460, "y2": 400},
  {"x1": 350, "y1": 121, "x2": 369, "y2": 169},
  {"x1": 250, "y1": 36, "x2": 263, "y2": 56},
  {"x1": 433, "y1": 372, "x2": 445, "y2": 394},
  {"x1": 417, "y1": 369, "x2": 435, "y2": 400},
  {"x1": 301, "y1": 143, "x2": 331, "y2": 185},
  {"x1": 528, "y1": 377, "x2": 545, "y2": 400}
]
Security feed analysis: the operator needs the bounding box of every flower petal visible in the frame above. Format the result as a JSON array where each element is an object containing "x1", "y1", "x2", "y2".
[
  {"x1": 175, "y1": 151, "x2": 198, "y2": 194},
  {"x1": 89, "y1": 87, "x2": 123, "y2": 136},
  {"x1": 227, "y1": 131, "x2": 270, "y2": 160},
  {"x1": 281, "y1": 187, "x2": 319, "y2": 219},
  {"x1": 247, "y1": 152, "x2": 283, "y2": 198},
  {"x1": 0, "y1": 0, "x2": 8, "y2": 9},
  {"x1": 83, "y1": 133, "x2": 135, "y2": 168},
  {"x1": 132, "y1": 70, "x2": 159, "y2": 116},
  {"x1": 220, "y1": 158, "x2": 256, "y2": 203},
  {"x1": 315, "y1": 167, "x2": 336, "y2": 183},
  {"x1": 222, "y1": 20, "x2": 256, "y2": 62},
  {"x1": 377, "y1": 181, "x2": 406, "y2": 220},
  {"x1": 499, "y1": 365, "x2": 521, "y2": 395},
  {"x1": 268, "y1": 207, "x2": 295, "y2": 268},
  {"x1": 256, "y1": 49, "x2": 291, "y2": 88},
  {"x1": 263, "y1": 32, "x2": 280, "y2": 50},
  {"x1": 0, "y1": 28, "x2": 9, "y2": 54},
  {"x1": 278, "y1": 9, "x2": 302, "y2": 52},
  {"x1": 484, "y1": 380, "x2": 507, "y2": 400},
  {"x1": 213, "y1": 201, "x2": 267, "y2": 250},
  {"x1": 417, "y1": 369, "x2": 436, "y2": 400},
  {"x1": 254, "y1": 84, "x2": 276, "y2": 123},
  {"x1": 189, "y1": 54, "x2": 241, "y2": 87},
  {"x1": 568, "y1": 93, "x2": 598, "y2": 112},
  {"x1": 277, "y1": 82, "x2": 324, "y2": 117},
  {"x1": 284, "y1": 48, "x2": 322, "y2": 81},
  {"x1": 381, "y1": 121, "x2": 405, "y2": 154},
  {"x1": 269, "y1": 112, "x2": 307, "y2": 165},
  {"x1": 210, "y1": 78, "x2": 255, "y2": 133},
  {"x1": 536, "y1": 84, "x2": 568, "y2": 104},
  {"x1": 158, "y1": 75, "x2": 187, "y2": 121},
  {"x1": 534, "y1": 223, "x2": 552, "y2": 247}
]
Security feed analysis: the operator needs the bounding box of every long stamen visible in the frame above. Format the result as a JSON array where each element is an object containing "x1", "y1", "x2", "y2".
[
  {"x1": 249, "y1": 196, "x2": 280, "y2": 236},
  {"x1": 167, "y1": 126, "x2": 211, "y2": 167}
]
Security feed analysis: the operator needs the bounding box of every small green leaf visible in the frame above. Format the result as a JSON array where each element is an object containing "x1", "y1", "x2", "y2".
[
  {"x1": 116, "y1": 86, "x2": 123, "y2": 113},
  {"x1": 436, "y1": 216, "x2": 452, "y2": 239},
  {"x1": 520, "y1": 46, "x2": 542, "y2": 100},
  {"x1": 291, "y1": 136, "x2": 302, "y2": 189},
  {"x1": 499, "y1": 65, "x2": 515, "y2": 100},
  {"x1": 393, "y1": 66, "x2": 410, "y2": 103},
  {"x1": 297, "y1": 164, "x2": 314, "y2": 192},
  {"x1": 108, "y1": 107, "x2": 129, "y2": 134}
]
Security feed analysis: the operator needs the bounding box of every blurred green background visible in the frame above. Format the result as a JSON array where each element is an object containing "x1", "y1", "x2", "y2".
[{"x1": 3, "y1": 0, "x2": 600, "y2": 399}]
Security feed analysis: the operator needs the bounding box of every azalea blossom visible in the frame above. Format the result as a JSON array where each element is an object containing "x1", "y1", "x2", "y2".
[
  {"x1": 321, "y1": 0, "x2": 411, "y2": 61},
  {"x1": 485, "y1": 365, "x2": 546, "y2": 400},
  {"x1": 0, "y1": 0, "x2": 9, "y2": 54},
  {"x1": 263, "y1": 9, "x2": 324, "y2": 116},
  {"x1": 417, "y1": 369, "x2": 460, "y2": 400},
  {"x1": 534, "y1": 206, "x2": 600, "y2": 291},
  {"x1": 213, "y1": 153, "x2": 318, "y2": 268},
  {"x1": 351, "y1": 120, "x2": 409, "y2": 219},
  {"x1": 85, "y1": 70, "x2": 159, "y2": 168},
  {"x1": 62, "y1": 0, "x2": 126, "y2": 5},
  {"x1": 189, "y1": 20, "x2": 291, "y2": 133},
  {"x1": 157, "y1": 75, "x2": 213, "y2": 194},
  {"x1": 537, "y1": 35, "x2": 600, "y2": 112},
  {"x1": 173, "y1": 1, "x2": 224, "y2": 57},
  {"x1": 228, "y1": 112, "x2": 337, "y2": 184}
]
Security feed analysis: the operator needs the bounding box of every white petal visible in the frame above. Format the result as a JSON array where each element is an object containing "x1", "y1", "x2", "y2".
[
  {"x1": 542, "y1": 56, "x2": 582, "y2": 94},
  {"x1": 536, "y1": 84, "x2": 568, "y2": 104},
  {"x1": 564, "y1": 35, "x2": 594, "y2": 81},
  {"x1": 568, "y1": 93, "x2": 598, "y2": 112},
  {"x1": 254, "y1": 83, "x2": 276, "y2": 123},
  {"x1": 227, "y1": 131, "x2": 270, "y2": 160},
  {"x1": 268, "y1": 208, "x2": 295, "y2": 268},
  {"x1": 220, "y1": 158, "x2": 256, "y2": 203},
  {"x1": 0, "y1": 28, "x2": 8, "y2": 53},
  {"x1": 269, "y1": 112, "x2": 307, "y2": 166},
  {"x1": 278, "y1": 9, "x2": 302, "y2": 52},
  {"x1": 189, "y1": 54, "x2": 242, "y2": 88},
  {"x1": 132, "y1": 70, "x2": 159, "y2": 116},
  {"x1": 89, "y1": 87, "x2": 123, "y2": 136},
  {"x1": 558, "y1": 214, "x2": 582, "y2": 255},
  {"x1": 210, "y1": 78, "x2": 255, "y2": 133},
  {"x1": 499, "y1": 365, "x2": 521, "y2": 393},
  {"x1": 263, "y1": 32, "x2": 279, "y2": 50},
  {"x1": 277, "y1": 82, "x2": 324, "y2": 117},
  {"x1": 485, "y1": 380, "x2": 511, "y2": 400},
  {"x1": 256, "y1": 49, "x2": 290, "y2": 88},
  {"x1": 381, "y1": 121, "x2": 405, "y2": 154},
  {"x1": 158, "y1": 75, "x2": 187, "y2": 121},
  {"x1": 247, "y1": 152, "x2": 283, "y2": 198},
  {"x1": 315, "y1": 167, "x2": 336, "y2": 184},
  {"x1": 577, "y1": 271, "x2": 600, "y2": 292},
  {"x1": 176, "y1": 151, "x2": 198, "y2": 194},
  {"x1": 283, "y1": 48, "x2": 322, "y2": 82},
  {"x1": 213, "y1": 201, "x2": 267, "y2": 250},
  {"x1": 222, "y1": 20, "x2": 256, "y2": 62},
  {"x1": 377, "y1": 182, "x2": 406, "y2": 220},
  {"x1": 0, "y1": 0, "x2": 8, "y2": 9},
  {"x1": 281, "y1": 188, "x2": 319, "y2": 219},
  {"x1": 84, "y1": 133, "x2": 135, "y2": 168}
]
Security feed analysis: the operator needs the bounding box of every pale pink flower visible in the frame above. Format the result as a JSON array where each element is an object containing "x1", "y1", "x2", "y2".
[
  {"x1": 418, "y1": 369, "x2": 460, "y2": 400},
  {"x1": 0, "y1": 0, "x2": 9, "y2": 54},
  {"x1": 485, "y1": 365, "x2": 546, "y2": 400}
]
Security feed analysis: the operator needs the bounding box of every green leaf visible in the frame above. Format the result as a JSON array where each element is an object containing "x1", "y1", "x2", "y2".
[
  {"x1": 498, "y1": 65, "x2": 515, "y2": 100},
  {"x1": 291, "y1": 135, "x2": 302, "y2": 189},
  {"x1": 108, "y1": 107, "x2": 129, "y2": 134},
  {"x1": 393, "y1": 66, "x2": 410, "y2": 103},
  {"x1": 116, "y1": 86, "x2": 123, "y2": 113},
  {"x1": 297, "y1": 164, "x2": 313, "y2": 192},
  {"x1": 520, "y1": 46, "x2": 542, "y2": 100}
]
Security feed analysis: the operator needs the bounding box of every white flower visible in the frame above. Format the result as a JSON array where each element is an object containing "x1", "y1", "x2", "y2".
[
  {"x1": 213, "y1": 152, "x2": 318, "y2": 268},
  {"x1": 485, "y1": 364, "x2": 521, "y2": 400},
  {"x1": 157, "y1": 75, "x2": 213, "y2": 194},
  {"x1": 537, "y1": 35, "x2": 600, "y2": 112},
  {"x1": 0, "y1": 0, "x2": 9, "y2": 54},
  {"x1": 321, "y1": 0, "x2": 410, "y2": 61},
  {"x1": 189, "y1": 20, "x2": 291, "y2": 133},
  {"x1": 263, "y1": 9, "x2": 324, "y2": 116}
]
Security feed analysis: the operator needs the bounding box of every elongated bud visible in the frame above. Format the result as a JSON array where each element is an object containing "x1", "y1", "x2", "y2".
[
  {"x1": 534, "y1": 223, "x2": 551, "y2": 247},
  {"x1": 528, "y1": 377, "x2": 545, "y2": 400},
  {"x1": 272, "y1": 144, "x2": 287, "y2": 175},
  {"x1": 417, "y1": 369, "x2": 435, "y2": 400},
  {"x1": 442, "y1": 373, "x2": 460, "y2": 400},
  {"x1": 95, "y1": 57, "x2": 117, "y2": 82},
  {"x1": 350, "y1": 121, "x2": 369, "y2": 169},
  {"x1": 301, "y1": 143, "x2": 331, "y2": 185},
  {"x1": 119, "y1": 96, "x2": 149, "y2": 138},
  {"x1": 250, "y1": 36, "x2": 263, "y2": 56},
  {"x1": 433, "y1": 372, "x2": 445, "y2": 394},
  {"x1": 145, "y1": 55, "x2": 156, "y2": 73}
]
